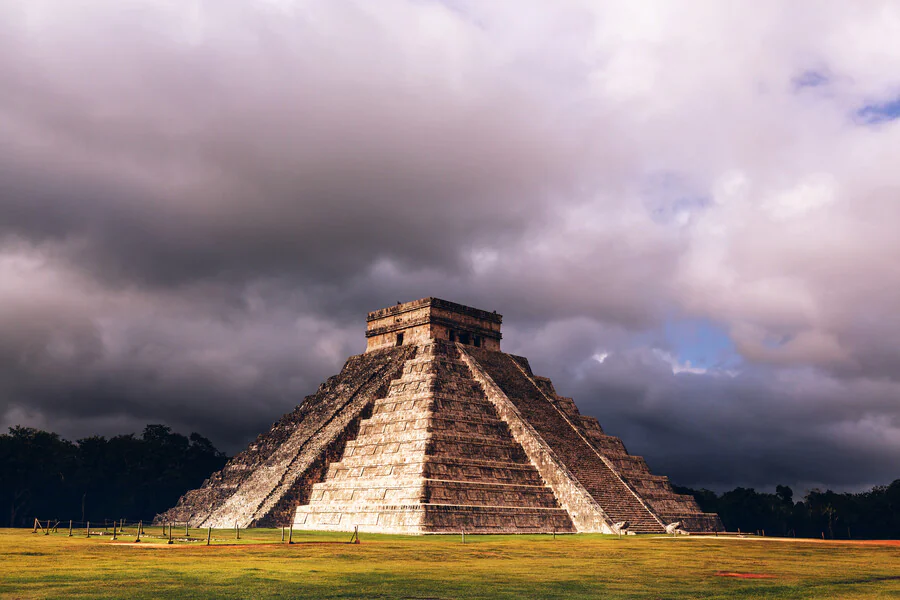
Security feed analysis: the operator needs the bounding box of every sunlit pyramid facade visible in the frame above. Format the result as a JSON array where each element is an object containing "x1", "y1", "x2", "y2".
[{"x1": 158, "y1": 298, "x2": 721, "y2": 534}]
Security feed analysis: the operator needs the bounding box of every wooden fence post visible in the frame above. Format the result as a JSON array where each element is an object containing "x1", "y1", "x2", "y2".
[
  {"x1": 235, "y1": 522, "x2": 240, "y2": 540},
  {"x1": 112, "y1": 521, "x2": 117, "y2": 541},
  {"x1": 282, "y1": 526, "x2": 285, "y2": 542},
  {"x1": 289, "y1": 523, "x2": 294, "y2": 545},
  {"x1": 185, "y1": 523, "x2": 190, "y2": 538},
  {"x1": 207, "y1": 527, "x2": 211, "y2": 546},
  {"x1": 68, "y1": 520, "x2": 73, "y2": 537},
  {"x1": 168, "y1": 523, "x2": 173, "y2": 545}
]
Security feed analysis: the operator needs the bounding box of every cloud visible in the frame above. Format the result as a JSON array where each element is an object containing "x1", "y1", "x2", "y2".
[
  {"x1": 522, "y1": 333, "x2": 900, "y2": 492},
  {"x1": 1, "y1": 0, "x2": 899, "y2": 492},
  {"x1": 0, "y1": 0, "x2": 590, "y2": 290}
]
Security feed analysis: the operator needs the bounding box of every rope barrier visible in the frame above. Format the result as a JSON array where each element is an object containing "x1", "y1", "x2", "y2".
[{"x1": 28, "y1": 518, "x2": 366, "y2": 546}]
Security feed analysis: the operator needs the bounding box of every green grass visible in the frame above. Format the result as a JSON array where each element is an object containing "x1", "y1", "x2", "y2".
[{"x1": 1, "y1": 527, "x2": 898, "y2": 599}]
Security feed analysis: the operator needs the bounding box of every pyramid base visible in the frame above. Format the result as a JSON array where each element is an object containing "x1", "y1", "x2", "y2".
[
  {"x1": 294, "y1": 503, "x2": 577, "y2": 534},
  {"x1": 659, "y1": 512, "x2": 724, "y2": 533}
]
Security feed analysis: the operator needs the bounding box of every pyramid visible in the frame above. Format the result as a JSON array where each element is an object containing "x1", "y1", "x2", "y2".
[{"x1": 158, "y1": 298, "x2": 721, "y2": 534}]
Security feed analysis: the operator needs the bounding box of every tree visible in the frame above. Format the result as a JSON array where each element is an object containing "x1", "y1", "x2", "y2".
[
  {"x1": 0, "y1": 427, "x2": 77, "y2": 526},
  {"x1": 0, "y1": 425, "x2": 227, "y2": 527}
]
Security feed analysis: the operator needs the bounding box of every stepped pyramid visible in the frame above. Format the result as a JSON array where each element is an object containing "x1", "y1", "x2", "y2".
[{"x1": 158, "y1": 298, "x2": 721, "y2": 534}]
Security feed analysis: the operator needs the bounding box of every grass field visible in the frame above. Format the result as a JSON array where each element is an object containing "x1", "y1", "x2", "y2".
[{"x1": 1, "y1": 527, "x2": 898, "y2": 599}]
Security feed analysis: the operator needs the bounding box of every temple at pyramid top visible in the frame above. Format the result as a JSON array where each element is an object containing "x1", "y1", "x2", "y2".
[
  {"x1": 366, "y1": 297, "x2": 503, "y2": 352},
  {"x1": 159, "y1": 297, "x2": 721, "y2": 535}
]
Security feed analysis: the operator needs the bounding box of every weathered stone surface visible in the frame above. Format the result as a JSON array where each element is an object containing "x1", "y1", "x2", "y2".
[
  {"x1": 159, "y1": 297, "x2": 722, "y2": 534},
  {"x1": 366, "y1": 297, "x2": 502, "y2": 352},
  {"x1": 458, "y1": 347, "x2": 619, "y2": 533},
  {"x1": 464, "y1": 349, "x2": 720, "y2": 533},
  {"x1": 294, "y1": 341, "x2": 575, "y2": 533},
  {"x1": 154, "y1": 345, "x2": 416, "y2": 527}
]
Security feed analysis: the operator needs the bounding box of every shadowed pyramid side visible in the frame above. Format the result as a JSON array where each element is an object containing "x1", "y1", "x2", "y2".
[
  {"x1": 464, "y1": 346, "x2": 721, "y2": 533},
  {"x1": 463, "y1": 346, "x2": 666, "y2": 533}
]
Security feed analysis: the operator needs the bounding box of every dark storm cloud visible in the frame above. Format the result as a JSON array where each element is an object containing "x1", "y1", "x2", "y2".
[
  {"x1": 568, "y1": 355, "x2": 900, "y2": 492},
  {"x1": 0, "y1": 270, "x2": 363, "y2": 448},
  {"x1": 1, "y1": 0, "x2": 900, "y2": 492},
  {"x1": 0, "y1": 0, "x2": 587, "y2": 291},
  {"x1": 511, "y1": 319, "x2": 900, "y2": 492}
]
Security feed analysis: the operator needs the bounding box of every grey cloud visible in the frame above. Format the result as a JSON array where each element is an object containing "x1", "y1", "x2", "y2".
[
  {"x1": 0, "y1": 272, "x2": 360, "y2": 449},
  {"x1": 1, "y1": 0, "x2": 900, "y2": 493},
  {"x1": 0, "y1": 0, "x2": 591, "y2": 291},
  {"x1": 520, "y1": 337, "x2": 900, "y2": 492}
]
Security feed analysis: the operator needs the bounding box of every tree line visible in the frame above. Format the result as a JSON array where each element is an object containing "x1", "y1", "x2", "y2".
[
  {"x1": 674, "y1": 482, "x2": 900, "y2": 539},
  {"x1": 0, "y1": 425, "x2": 227, "y2": 527},
  {"x1": 2, "y1": 424, "x2": 898, "y2": 537}
]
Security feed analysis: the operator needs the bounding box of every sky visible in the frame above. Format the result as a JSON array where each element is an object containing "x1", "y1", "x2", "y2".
[{"x1": 2, "y1": 0, "x2": 900, "y2": 494}]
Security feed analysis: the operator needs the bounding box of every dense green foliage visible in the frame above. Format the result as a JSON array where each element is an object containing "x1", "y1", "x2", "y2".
[
  {"x1": 675, "y1": 482, "x2": 900, "y2": 539},
  {"x1": 2, "y1": 528, "x2": 899, "y2": 599},
  {"x1": 0, "y1": 425, "x2": 227, "y2": 527}
]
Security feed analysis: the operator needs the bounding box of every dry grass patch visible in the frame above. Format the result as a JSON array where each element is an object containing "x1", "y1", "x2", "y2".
[{"x1": 1, "y1": 528, "x2": 898, "y2": 599}]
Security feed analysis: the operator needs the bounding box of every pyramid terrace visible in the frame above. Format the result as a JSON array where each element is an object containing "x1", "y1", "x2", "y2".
[{"x1": 159, "y1": 298, "x2": 721, "y2": 534}]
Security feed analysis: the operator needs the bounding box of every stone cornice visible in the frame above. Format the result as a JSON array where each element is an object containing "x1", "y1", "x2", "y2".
[
  {"x1": 367, "y1": 297, "x2": 502, "y2": 324},
  {"x1": 365, "y1": 314, "x2": 503, "y2": 340}
]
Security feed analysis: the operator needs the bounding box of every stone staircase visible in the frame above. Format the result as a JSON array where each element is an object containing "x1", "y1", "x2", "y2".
[
  {"x1": 155, "y1": 345, "x2": 416, "y2": 527},
  {"x1": 294, "y1": 341, "x2": 574, "y2": 533},
  {"x1": 466, "y1": 348, "x2": 666, "y2": 533},
  {"x1": 554, "y1": 381, "x2": 721, "y2": 531}
]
